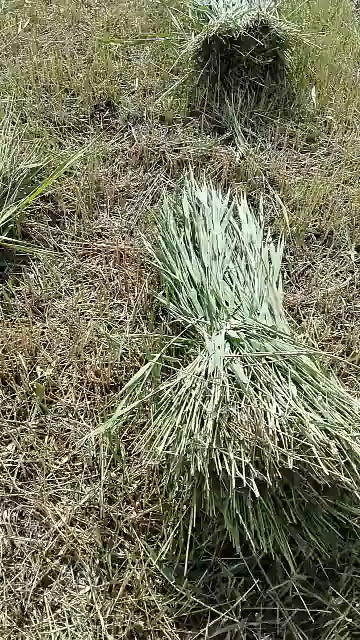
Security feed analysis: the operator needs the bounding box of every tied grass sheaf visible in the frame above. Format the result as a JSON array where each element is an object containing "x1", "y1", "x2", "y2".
[
  {"x1": 159, "y1": 0, "x2": 294, "y2": 111},
  {"x1": 106, "y1": 178, "x2": 360, "y2": 568},
  {"x1": 190, "y1": 0, "x2": 290, "y2": 96}
]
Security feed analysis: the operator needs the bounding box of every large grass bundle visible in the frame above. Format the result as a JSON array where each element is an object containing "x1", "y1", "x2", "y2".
[
  {"x1": 190, "y1": 0, "x2": 289, "y2": 100},
  {"x1": 107, "y1": 177, "x2": 360, "y2": 568}
]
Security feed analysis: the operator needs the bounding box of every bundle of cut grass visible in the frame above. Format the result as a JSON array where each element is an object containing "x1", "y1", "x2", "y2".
[
  {"x1": 106, "y1": 177, "x2": 360, "y2": 565},
  {"x1": 189, "y1": 0, "x2": 289, "y2": 100}
]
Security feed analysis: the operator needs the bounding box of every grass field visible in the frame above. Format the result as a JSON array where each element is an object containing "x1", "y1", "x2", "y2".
[{"x1": 1, "y1": 0, "x2": 360, "y2": 638}]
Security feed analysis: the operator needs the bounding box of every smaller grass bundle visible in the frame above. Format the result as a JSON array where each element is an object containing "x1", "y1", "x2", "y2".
[
  {"x1": 0, "y1": 110, "x2": 47, "y2": 243},
  {"x1": 107, "y1": 177, "x2": 360, "y2": 566},
  {"x1": 0, "y1": 107, "x2": 84, "y2": 250},
  {"x1": 190, "y1": 0, "x2": 289, "y2": 101}
]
